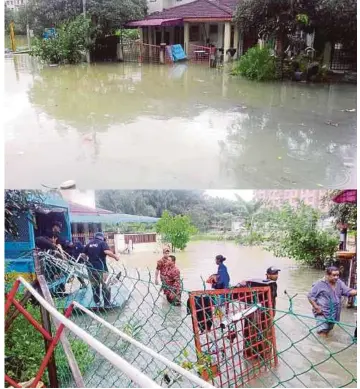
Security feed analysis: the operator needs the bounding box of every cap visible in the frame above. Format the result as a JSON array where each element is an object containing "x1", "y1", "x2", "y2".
[
  {"x1": 95, "y1": 232, "x2": 105, "y2": 241},
  {"x1": 266, "y1": 266, "x2": 281, "y2": 275}
]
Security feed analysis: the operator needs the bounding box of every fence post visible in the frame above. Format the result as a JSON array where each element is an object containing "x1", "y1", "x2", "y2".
[
  {"x1": 323, "y1": 42, "x2": 332, "y2": 68},
  {"x1": 160, "y1": 43, "x2": 166, "y2": 64},
  {"x1": 34, "y1": 250, "x2": 60, "y2": 388}
]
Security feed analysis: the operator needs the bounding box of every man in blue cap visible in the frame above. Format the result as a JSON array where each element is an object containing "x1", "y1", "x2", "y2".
[
  {"x1": 265, "y1": 266, "x2": 281, "y2": 309},
  {"x1": 83, "y1": 232, "x2": 120, "y2": 308}
]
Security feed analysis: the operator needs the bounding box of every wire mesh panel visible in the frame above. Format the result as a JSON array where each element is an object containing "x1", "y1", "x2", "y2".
[
  {"x1": 188, "y1": 288, "x2": 277, "y2": 387},
  {"x1": 188, "y1": 45, "x2": 211, "y2": 66},
  {"x1": 122, "y1": 42, "x2": 161, "y2": 65},
  {"x1": 330, "y1": 46, "x2": 356, "y2": 71},
  {"x1": 5, "y1": 252, "x2": 358, "y2": 388}
]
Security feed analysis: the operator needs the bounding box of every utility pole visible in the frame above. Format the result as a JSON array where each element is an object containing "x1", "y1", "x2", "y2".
[
  {"x1": 25, "y1": 0, "x2": 30, "y2": 49},
  {"x1": 83, "y1": 0, "x2": 86, "y2": 17}
]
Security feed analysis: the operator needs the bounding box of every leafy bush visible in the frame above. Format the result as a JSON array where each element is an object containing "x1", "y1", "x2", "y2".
[
  {"x1": 254, "y1": 202, "x2": 339, "y2": 268},
  {"x1": 236, "y1": 231, "x2": 265, "y2": 246},
  {"x1": 232, "y1": 45, "x2": 277, "y2": 81},
  {"x1": 5, "y1": 297, "x2": 94, "y2": 386},
  {"x1": 156, "y1": 211, "x2": 197, "y2": 251},
  {"x1": 31, "y1": 15, "x2": 93, "y2": 64}
]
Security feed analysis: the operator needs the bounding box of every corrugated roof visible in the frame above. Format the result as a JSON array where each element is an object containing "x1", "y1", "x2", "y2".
[
  {"x1": 69, "y1": 202, "x2": 113, "y2": 215},
  {"x1": 70, "y1": 213, "x2": 159, "y2": 224},
  {"x1": 146, "y1": 0, "x2": 237, "y2": 20}
]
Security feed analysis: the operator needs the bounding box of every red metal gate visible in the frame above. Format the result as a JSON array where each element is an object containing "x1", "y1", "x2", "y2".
[
  {"x1": 5, "y1": 279, "x2": 74, "y2": 388},
  {"x1": 188, "y1": 287, "x2": 277, "y2": 387}
]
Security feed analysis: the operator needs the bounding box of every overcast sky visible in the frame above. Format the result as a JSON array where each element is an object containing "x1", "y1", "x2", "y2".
[{"x1": 205, "y1": 190, "x2": 254, "y2": 202}]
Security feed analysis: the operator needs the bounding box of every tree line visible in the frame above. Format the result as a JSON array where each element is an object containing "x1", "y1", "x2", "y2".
[
  {"x1": 96, "y1": 190, "x2": 264, "y2": 232},
  {"x1": 4, "y1": 0, "x2": 147, "y2": 37}
]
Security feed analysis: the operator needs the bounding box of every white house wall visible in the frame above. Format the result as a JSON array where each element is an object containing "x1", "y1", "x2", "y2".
[{"x1": 147, "y1": 0, "x2": 196, "y2": 15}]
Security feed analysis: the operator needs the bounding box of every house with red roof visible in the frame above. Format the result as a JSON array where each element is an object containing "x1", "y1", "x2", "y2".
[{"x1": 126, "y1": 0, "x2": 258, "y2": 63}]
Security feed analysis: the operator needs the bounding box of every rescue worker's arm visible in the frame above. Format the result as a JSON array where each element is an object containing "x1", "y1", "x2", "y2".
[
  {"x1": 155, "y1": 269, "x2": 160, "y2": 285},
  {"x1": 104, "y1": 249, "x2": 120, "y2": 261},
  {"x1": 307, "y1": 283, "x2": 322, "y2": 314},
  {"x1": 102, "y1": 241, "x2": 120, "y2": 261},
  {"x1": 155, "y1": 260, "x2": 163, "y2": 285}
]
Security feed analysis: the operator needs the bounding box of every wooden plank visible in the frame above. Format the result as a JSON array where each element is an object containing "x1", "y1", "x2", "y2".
[{"x1": 37, "y1": 275, "x2": 85, "y2": 388}]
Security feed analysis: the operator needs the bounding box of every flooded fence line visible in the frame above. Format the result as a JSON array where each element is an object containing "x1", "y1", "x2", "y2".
[
  {"x1": 118, "y1": 41, "x2": 212, "y2": 66},
  {"x1": 5, "y1": 252, "x2": 357, "y2": 388}
]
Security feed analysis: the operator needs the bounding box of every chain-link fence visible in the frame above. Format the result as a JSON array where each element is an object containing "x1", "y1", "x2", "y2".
[{"x1": 5, "y1": 251, "x2": 357, "y2": 388}]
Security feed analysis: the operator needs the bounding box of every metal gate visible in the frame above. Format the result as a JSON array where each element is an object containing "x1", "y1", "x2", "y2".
[
  {"x1": 188, "y1": 287, "x2": 277, "y2": 387},
  {"x1": 331, "y1": 44, "x2": 356, "y2": 71}
]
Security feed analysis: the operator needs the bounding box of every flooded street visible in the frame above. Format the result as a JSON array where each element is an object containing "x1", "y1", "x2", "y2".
[
  {"x1": 5, "y1": 55, "x2": 356, "y2": 189},
  {"x1": 80, "y1": 242, "x2": 356, "y2": 388}
]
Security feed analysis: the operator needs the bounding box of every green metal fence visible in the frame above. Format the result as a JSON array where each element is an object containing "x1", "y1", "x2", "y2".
[{"x1": 5, "y1": 251, "x2": 357, "y2": 388}]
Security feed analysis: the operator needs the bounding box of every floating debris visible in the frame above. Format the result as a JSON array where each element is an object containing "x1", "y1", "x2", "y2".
[
  {"x1": 340, "y1": 108, "x2": 356, "y2": 112},
  {"x1": 325, "y1": 121, "x2": 339, "y2": 127}
]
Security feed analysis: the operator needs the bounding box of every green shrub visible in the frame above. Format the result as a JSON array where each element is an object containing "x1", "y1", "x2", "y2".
[
  {"x1": 31, "y1": 15, "x2": 93, "y2": 64},
  {"x1": 232, "y1": 45, "x2": 277, "y2": 81},
  {"x1": 5, "y1": 297, "x2": 94, "y2": 386}
]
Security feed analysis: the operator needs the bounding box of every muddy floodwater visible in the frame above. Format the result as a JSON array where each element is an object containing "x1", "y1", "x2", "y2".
[
  {"x1": 5, "y1": 55, "x2": 356, "y2": 189},
  {"x1": 74, "y1": 243, "x2": 356, "y2": 388}
]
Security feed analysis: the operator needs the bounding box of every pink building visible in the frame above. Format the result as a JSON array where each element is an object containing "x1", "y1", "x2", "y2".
[{"x1": 254, "y1": 190, "x2": 328, "y2": 210}]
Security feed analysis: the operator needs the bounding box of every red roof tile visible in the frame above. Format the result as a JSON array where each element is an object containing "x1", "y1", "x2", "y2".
[
  {"x1": 69, "y1": 202, "x2": 113, "y2": 216},
  {"x1": 147, "y1": 0, "x2": 237, "y2": 20},
  {"x1": 127, "y1": 18, "x2": 183, "y2": 27}
]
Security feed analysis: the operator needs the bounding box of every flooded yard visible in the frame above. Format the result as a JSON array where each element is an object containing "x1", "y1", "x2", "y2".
[
  {"x1": 4, "y1": 55, "x2": 356, "y2": 189},
  {"x1": 70, "y1": 242, "x2": 356, "y2": 388}
]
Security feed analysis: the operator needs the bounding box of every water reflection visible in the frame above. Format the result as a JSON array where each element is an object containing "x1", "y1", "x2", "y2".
[{"x1": 4, "y1": 55, "x2": 356, "y2": 188}]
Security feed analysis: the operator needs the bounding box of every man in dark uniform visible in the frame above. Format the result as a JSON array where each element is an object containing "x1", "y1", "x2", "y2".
[
  {"x1": 83, "y1": 232, "x2": 120, "y2": 308},
  {"x1": 265, "y1": 266, "x2": 281, "y2": 309},
  {"x1": 46, "y1": 221, "x2": 67, "y2": 249},
  {"x1": 64, "y1": 239, "x2": 87, "y2": 289}
]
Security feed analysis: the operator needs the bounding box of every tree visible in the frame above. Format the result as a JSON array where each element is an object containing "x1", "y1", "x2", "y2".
[
  {"x1": 31, "y1": 15, "x2": 94, "y2": 64},
  {"x1": 315, "y1": 0, "x2": 356, "y2": 49},
  {"x1": 26, "y1": 0, "x2": 147, "y2": 36},
  {"x1": 27, "y1": 0, "x2": 82, "y2": 36},
  {"x1": 235, "y1": 196, "x2": 264, "y2": 232},
  {"x1": 87, "y1": 0, "x2": 147, "y2": 35},
  {"x1": 96, "y1": 190, "x2": 205, "y2": 218},
  {"x1": 5, "y1": 6, "x2": 14, "y2": 32},
  {"x1": 5, "y1": 190, "x2": 44, "y2": 238},
  {"x1": 156, "y1": 211, "x2": 197, "y2": 252},
  {"x1": 254, "y1": 202, "x2": 338, "y2": 268},
  {"x1": 234, "y1": 0, "x2": 316, "y2": 54},
  {"x1": 234, "y1": 0, "x2": 356, "y2": 55}
]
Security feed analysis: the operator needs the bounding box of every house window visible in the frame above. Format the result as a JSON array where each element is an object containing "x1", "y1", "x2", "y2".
[
  {"x1": 190, "y1": 25, "x2": 200, "y2": 41},
  {"x1": 209, "y1": 25, "x2": 218, "y2": 34}
]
